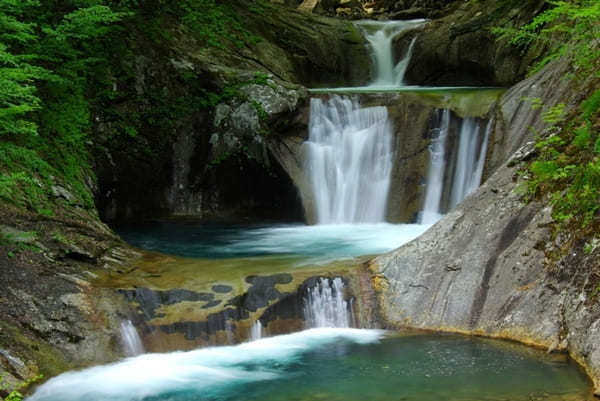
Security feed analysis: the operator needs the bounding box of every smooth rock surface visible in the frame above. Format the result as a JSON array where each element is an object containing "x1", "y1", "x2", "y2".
[{"x1": 371, "y1": 59, "x2": 600, "y2": 393}]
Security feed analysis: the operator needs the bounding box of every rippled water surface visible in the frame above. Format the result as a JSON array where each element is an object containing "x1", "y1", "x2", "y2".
[
  {"x1": 117, "y1": 222, "x2": 430, "y2": 263},
  {"x1": 28, "y1": 329, "x2": 590, "y2": 401}
]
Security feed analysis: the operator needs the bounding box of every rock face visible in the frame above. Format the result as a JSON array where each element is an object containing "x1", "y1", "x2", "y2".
[
  {"x1": 101, "y1": 252, "x2": 366, "y2": 351},
  {"x1": 403, "y1": 0, "x2": 546, "y2": 86},
  {"x1": 0, "y1": 204, "x2": 140, "y2": 395},
  {"x1": 94, "y1": 3, "x2": 370, "y2": 223},
  {"x1": 370, "y1": 60, "x2": 600, "y2": 394}
]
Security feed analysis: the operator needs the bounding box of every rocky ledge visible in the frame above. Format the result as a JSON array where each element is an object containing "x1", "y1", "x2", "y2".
[{"x1": 369, "y1": 60, "x2": 600, "y2": 396}]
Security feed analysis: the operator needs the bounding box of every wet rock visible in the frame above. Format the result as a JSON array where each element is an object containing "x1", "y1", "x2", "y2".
[
  {"x1": 0, "y1": 225, "x2": 37, "y2": 244},
  {"x1": 211, "y1": 285, "x2": 233, "y2": 293},
  {"x1": 51, "y1": 185, "x2": 75, "y2": 203},
  {"x1": 270, "y1": 90, "x2": 500, "y2": 223},
  {"x1": 370, "y1": 59, "x2": 600, "y2": 393},
  {"x1": 403, "y1": 1, "x2": 546, "y2": 86},
  {"x1": 120, "y1": 288, "x2": 216, "y2": 319},
  {"x1": 0, "y1": 349, "x2": 29, "y2": 379}
]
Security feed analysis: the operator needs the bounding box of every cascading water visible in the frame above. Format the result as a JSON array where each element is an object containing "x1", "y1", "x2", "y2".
[
  {"x1": 356, "y1": 20, "x2": 425, "y2": 87},
  {"x1": 250, "y1": 320, "x2": 263, "y2": 341},
  {"x1": 305, "y1": 96, "x2": 393, "y2": 224},
  {"x1": 120, "y1": 320, "x2": 145, "y2": 357},
  {"x1": 419, "y1": 112, "x2": 493, "y2": 223},
  {"x1": 448, "y1": 117, "x2": 492, "y2": 209},
  {"x1": 420, "y1": 109, "x2": 450, "y2": 224},
  {"x1": 303, "y1": 277, "x2": 352, "y2": 328}
]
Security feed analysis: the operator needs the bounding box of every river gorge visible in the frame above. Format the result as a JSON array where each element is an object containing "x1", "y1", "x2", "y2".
[{"x1": 1, "y1": 1, "x2": 599, "y2": 400}]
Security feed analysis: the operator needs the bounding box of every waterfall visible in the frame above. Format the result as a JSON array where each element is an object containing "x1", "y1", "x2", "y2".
[
  {"x1": 419, "y1": 112, "x2": 493, "y2": 223},
  {"x1": 449, "y1": 117, "x2": 492, "y2": 209},
  {"x1": 420, "y1": 109, "x2": 451, "y2": 224},
  {"x1": 120, "y1": 320, "x2": 145, "y2": 357},
  {"x1": 250, "y1": 320, "x2": 263, "y2": 341},
  {"x1": 303, "y1": 278, "x2": 352, "y2": 328},
  {"x1": 356, "y1": 20, "x2": 425, "y2": 87},
  {"x1": 305, "y1": 95, "x2": 393, "y2": 224}
]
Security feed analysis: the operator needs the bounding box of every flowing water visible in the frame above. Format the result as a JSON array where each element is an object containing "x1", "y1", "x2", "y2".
[
  {"x1": 420, "y1": 109, "x2": 451, "y2": 224},
  {"x1": 419, "y1": 111, "x2": 493, "y2": 224},
  {"x1": 28, "y1": 329, "x2": 590, "y2": 401},
  {"x1": 60, "y1": 20, "x2": 590, "y2": 401},
  {"x1": 117, "y1": 222, "x2": 430, "y2": 264},
  {"x1": 356, "y1": 20, "x2": 425, "y2": 88},
  {"x1": 303, "y1": 277, "x2": 351, "y2": 328},
  {"x1": 119, "y1": 320, "x2": 145, "y2": 357},
  {"x1": 448, "y1": 116, "x2": 492, "y2": 209},
  {"x1": 249, "y1": 320, "x2": 263, "y2": 341},
  {"x1": 304, "y1": 95, "x2": 394, "y2": 224}
]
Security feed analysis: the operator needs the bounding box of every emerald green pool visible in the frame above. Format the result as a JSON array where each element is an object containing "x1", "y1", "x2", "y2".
[{"x1": 28, "y1": 329, "x2": 591, "y2": 401}]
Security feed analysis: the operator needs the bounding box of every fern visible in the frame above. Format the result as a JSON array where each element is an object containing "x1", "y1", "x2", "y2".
[{"x1": 493, "y1": 0, "x2": 600, "y2": 77}]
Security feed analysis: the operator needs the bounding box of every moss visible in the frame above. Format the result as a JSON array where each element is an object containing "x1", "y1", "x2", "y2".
[
  {"x1": 0, "y1": 321, "x2": 70, "y2": 380},
  {"x1": 315, "y1": 88, "x2": 504, "y2": 118},
  {"x1": 96, "y1": 252, "x2": 367, "y2": 329}
]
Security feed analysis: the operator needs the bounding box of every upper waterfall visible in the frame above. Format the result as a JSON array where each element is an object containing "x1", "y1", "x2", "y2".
[
  {"x1": 304, "y1": 95, "x2": 393, "y2": 224},
  {"x1": 356, "y1": 20, "x2": 425, "y2": 88}
]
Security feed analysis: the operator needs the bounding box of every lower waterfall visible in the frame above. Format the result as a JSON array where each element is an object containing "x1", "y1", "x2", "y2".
[
  {"x1": 120, "y1": 320, "x2": 145, "y2": 357},
  {"x1": 250, "y1": 320, "x2": 263, "y2": 341},
  {"x1": 303, "y1": 277, "x2": 352, "y2": 328}
]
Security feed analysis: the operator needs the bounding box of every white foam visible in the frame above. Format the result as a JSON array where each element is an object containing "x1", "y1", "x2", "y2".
[
  {"x1": 28, "y1": 329, "x2": 384, "y2": 401},
  {"x1": 223, "y1": 223, "x2": 431, "y2": 263}
]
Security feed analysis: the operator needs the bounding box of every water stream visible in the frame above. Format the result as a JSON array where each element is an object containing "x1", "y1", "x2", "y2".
[
  {"x1": 119, "y1": 320, "x2": 145, "y2": 357},
  {"x1": 419, "y1": 112, "x2": 493, "y2": 223},
  {"x1": 30, "y1": 20, "x2": 592, "y2": 401},
  {"x1": 305, "y1": 95, "x2": 394, "y2": 223},
  {"x1": 420, "y1": 109, "x2": 450, "y2": 224},
  {"x1": 303, "y1": 277, "x2": 351, "y2": 328},
  {"x1": 28, "y1": 330, "x2": 590, "y2": 401},
  {"x1": 356, "y1": 19, "x2": 425, "y2": 88}
]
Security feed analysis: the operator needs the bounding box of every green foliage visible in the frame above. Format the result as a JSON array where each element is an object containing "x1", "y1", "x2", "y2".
[
  {"x1": 504, "y1": 1, "x2": 600, "y2": 230},
  {"x1": 0, "y1": 0, "x2": 127, "y2": 212},
  {"x1": 0, "y1": 0, "x2": 45, "y2": 137},
  {"x1": 493, "y1": 0, "x2": 600, "y2": 76},
  {"x1": 521, "y1": 91, "x2": 600, "y2": 228},
  {"x1": 0, "y1": 0, "x2": 268, "y2": 215},
  {"x1": 0, "y1": 373, "x2": 43, "y2": 401},
  {"x1": 177, "y1": 0, "x2": 261, "y2": 49}
]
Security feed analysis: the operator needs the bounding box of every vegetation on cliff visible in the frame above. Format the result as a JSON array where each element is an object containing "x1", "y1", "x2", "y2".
[
  {"x1": 0, "y1": 0, "x2": 271, "y2": 218},
  {"x1": 496, "y1": 0, "x2": 600, "y2": 232}
]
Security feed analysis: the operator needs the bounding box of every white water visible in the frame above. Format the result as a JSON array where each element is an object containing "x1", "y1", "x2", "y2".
[
  {"x1": 27, "y1": 328, "x2": 384, "y2": 401},
  {"x1": 420, "y1": 109, "x2": 450, "y2": 224},
  {"x1": 119, "y1": 320, "x2": 145, "y2": 357},
  {"x1": 449, "y1": 117, "x2": 492, "y2": 209},
  {"x1": 305, "y1": 96, "x2": 393, "y2": 224},
  {"x1": 420, "y1": 112, "x2": 493, "y2": 223},
  {"x1": 250, "y1": 320, "x2": 263, "y2": 341},
  {"x1": 304, "y1": 278, "x2": 351, "y2": 328},
  {"x1": 356, "y1": 20, "x2": 425, "y2": 88}
]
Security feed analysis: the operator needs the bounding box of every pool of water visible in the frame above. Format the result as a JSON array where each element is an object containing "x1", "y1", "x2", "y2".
[
  {"x1": 116, "y1": 222, "x2": 430, "y2": 263},
  {"x1": 28, "y1": 329, "x2": 590, "y2": 401}
]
